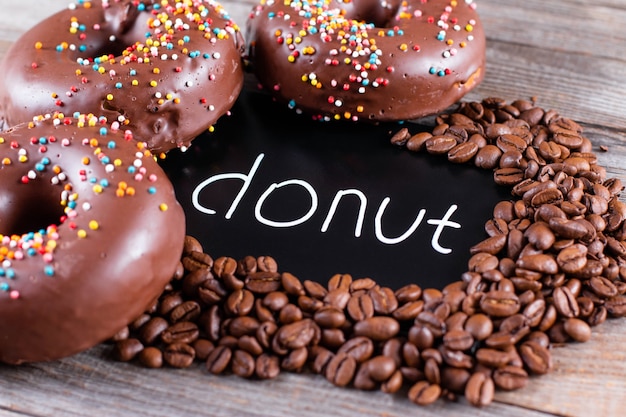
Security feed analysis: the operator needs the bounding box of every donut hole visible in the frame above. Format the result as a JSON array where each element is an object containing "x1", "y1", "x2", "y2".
[
  {"x1": 341, "y1": 0, "x2": 402, "y2": 28},
  {"x1": 0, "y1": 183, "x2": 65, "y2": 236}
]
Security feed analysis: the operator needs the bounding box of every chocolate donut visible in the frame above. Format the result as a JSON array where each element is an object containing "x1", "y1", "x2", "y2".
[
  {"x1": 246, "y1": 0, "x2": 485, "y2": 121},
  {"x1": 0, "y1": 0, "x2": 245, "y2": 153},
  {"x1": 0, "y1": 113, "x2": 185, "y2": 364}
]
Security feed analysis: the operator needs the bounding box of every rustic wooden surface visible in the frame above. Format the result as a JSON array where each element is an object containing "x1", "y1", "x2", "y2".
[{"x1": 1, "y1": 1, "x2": 626, "y2": 416}]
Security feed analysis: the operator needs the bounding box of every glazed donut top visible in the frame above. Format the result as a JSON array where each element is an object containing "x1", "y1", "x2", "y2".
[
  {"x1": 0, "y1": 113, "x2": 185, "y2": 364},
  {"x1": 0, "y1": 0, "x2": 244, "y2": 154},
  {"x1": 246, "y1": 0, "x2": 485, "y2": 122}
]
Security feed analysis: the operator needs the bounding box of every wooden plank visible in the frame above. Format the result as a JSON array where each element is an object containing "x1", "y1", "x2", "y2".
[{"x1": 0, "y1": 1, "x2": 625, "y2": 417}]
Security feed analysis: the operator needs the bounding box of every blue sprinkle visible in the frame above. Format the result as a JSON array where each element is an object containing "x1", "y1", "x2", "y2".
[
  {"x1": 44, "y1": 266, "x2": 55, "y2": 277},
  {"x1": 107, "y1": 141, "x2": 116, "y2": 149},
  {"x1": 437, "y1": 70, "x2": 445, "y2": 77},
  {"x1": 68, "y1": 201, "x2": 77, "y2": 209},
  {"x1": 89, "y1": 177, "x2": 97, "y2": 184},
  {"x1": 288, "y1": 99, "x2": 296, "y2": 109},
  {"x1": 100, "y1": 179, "x2": 109, "y2": 187},
  {"x1": 148, "y1": 187, "x2": 157, "y2": 194},
  {"x1": 79, "y1": 24, "x2": 86, "y2": 32},
  {"x1": 429, "y1": 67, "x2": 437, "y2": 75},
  {"x1": 27, "y1": 248, "x2": 37, "y2": 257},
  {"x1": 183, "y1": 36, "x2": 190, "y2": 43},
  {"x1": 35, "y1": 163, "x2": 45, "y2": 171},
  {"x1": 128, "y1": 166, "x2": 136, "y2": 174},
  {"x1": 101, "y1": 156, "x2": 110, "y2": 164},
  {"x1": 79, "y1": 45, "x2": 87, "y2": 52},
  {"x1": 138, "y1": 3, "x2": 146, "y2": 11},
  {"x1": 56, "y1": 45, "x2": 63, "y2": 52},
  {"x1": 39, "y1": 136, "x2": 48, "y2": 144},
  {"x1": 41, "y1": 157, "x2": 50, "y2": 165},
  {"x1": 6, "y1": 269, "x2": 15, "y2": 279},
  {"x1": 99, "y1": 127, "x2": 108, "y2": 136},
  {"x1": 130, "y1": 69, "x2": 137, "y2": 76},
  {"x1": 0, "y1": 269, "x2": 4, "y2": 277},
  {"x1": 115, "y1": 82, "x2": 123, "y2": 89},
  {"x1": 0, "y1": 282, "x2": 9, "y2": 292}
]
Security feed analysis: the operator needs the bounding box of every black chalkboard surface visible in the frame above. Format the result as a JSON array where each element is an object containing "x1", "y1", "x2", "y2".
[{"x1": 161, "y1": 91, "x2": 511, "y2": 289}]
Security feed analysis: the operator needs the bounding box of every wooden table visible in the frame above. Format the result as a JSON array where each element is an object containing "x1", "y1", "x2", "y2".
[{"x1": 1, "y1": 1, "x2": 626, "y2": 416}]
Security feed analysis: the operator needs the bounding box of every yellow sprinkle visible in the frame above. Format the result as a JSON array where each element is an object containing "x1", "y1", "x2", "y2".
[
  {"x1": 132, "y1": 80, "x2": 139, "y2": 86},
  {"x1": 157, "y1": 98, "x2": 165, "y2": 105},
  {"x1": 18, "y1": 155, "x2": 28, "y2": 163},
  {"x1": 106, "y1": 94, "x2": 114, "y2": 101},
  {"x1": 150, "y1": 80, "x2": 158, "y2": 87},
  {"x1": 159, "y1": 203, "x2": 168, "y2": 212},
  {"x1": 93, "y1": 184, "x2": 103, "y2": 193},
  {"x1": 82, "y1": 157, "x2": 90, "y2": 165},
  {"x1": 399, "y1": 43, "x2": 408, "y2": 51},
  {"x1": 77, "y1": 230, "x2": 87, "y2": 238},
  {"x1": 88, "y1": 220, "x2": 99, "y2": 230},
  {"x1": 166, "y1": 93, "x2": 173, "y2": 100},
  {"x1": 465, "y1": 24, "x2": 474, "y2": 32},
  {"x1": 0, "y1": 137, "x2": 3, "y2": 144},
  {"x1": 2, "y1": 157, "x2": 11, "y2": 165},
  {"x1": 208, "y1": 125, "x2": 215, "y2": 133},
  {"x1": 287, "y1": 55, "x2": 295, "y2": 63},
  {"x1": 153, "y1": 68, "x2": 160, "y2": 74},
  {"x1": 98, "y1": 67, "x2": 106, "y2": 74},
  {"x1": 114, "y1": 158, "x2": 122, "y2": 167}
]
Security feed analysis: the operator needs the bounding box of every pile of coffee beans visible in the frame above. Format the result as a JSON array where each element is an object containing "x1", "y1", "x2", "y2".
[{"x1": 111, "y1": 97, "x2": 626, "y2": 407}]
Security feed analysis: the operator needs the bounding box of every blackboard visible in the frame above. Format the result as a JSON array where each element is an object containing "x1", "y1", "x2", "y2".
[{"x1": 161, "y1": 91, "x2": 511, "y2": 289}]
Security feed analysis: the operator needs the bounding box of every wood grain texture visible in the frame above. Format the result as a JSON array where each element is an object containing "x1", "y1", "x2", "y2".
[{"x1": 0, "y1": 1, "x2": 625, "y2": 416}]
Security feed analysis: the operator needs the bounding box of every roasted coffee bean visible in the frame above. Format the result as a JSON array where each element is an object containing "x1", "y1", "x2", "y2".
[
  {"x1": 563, "y1": 317, "x2": 592, "y2": 342},
  {"x1": 381, "y1": 370, "x2": 404, "y2": 394},
  {"x1": 161, "y1": 322, "x2": 199, "y2": 345},
  {"x1": 325, "y1": 352, "x2": 357, "y2": 387},
  {"x1": 192, "y1": 339, "x2": 215, "y2": 361},
  {"x1": 369, "y1": 286, "x2": 398, "y2": 314},
  {"x1": 328, "y1": 273, "x2": 353, "y2": 291},
  {"x1": 408, "y1": 380, "x2": 441, "y2": 406},
  {"x1": 353, "y1": 317, "x2": 400, "y2": 341},
  {"x1": 281, "y1": 347, "x2": 308, "y2": 372},
  {"x1": 225, "y1": 289, "x2": 255, "y2": 316},
  {"x1": 163, "y1": 343, "x2": 195, "y2": 368},
  {"x1": 347, "y1": 293, "x2": 375, "y2": 321},
  {"x1": 279, "y1": 303, "x2": 303, "y2": 324},
  {"x1": 170, "y1": 301, "x2": 201, "y2": 324},
  {"x1": 231, "y1": 349, "x2": 256, "y2": 378},
  {"x1": 206, "y1": 345, "x2": 232, "y2": 375},
  {"x1": 480, "y1": 291, "x2": 521, "y2": 317},
  {"x1": 281, "y1": 272, "x2": 305, "y2": 296},
  {"x1": 314, "y1": 306, "x2": 346, "y2": 329},
  {"x1": 276, "y1": 319, "x2": 318, "y2": 349},
  {"x1": 519, "y1": 341, "x2": 552, "y2": 374},
  {"x1": 493, "y1": 366, "x2": 529, "y2": 391},
  {"x1": 552, "y1": 286, "x2": 580, "y2": 318},
  {"x1": 465, "y1": 372, "x2": 495, "y2": 407},
  {"x1": 245, "y1": 271, "x2": 282, "y2": 294},
  {"x1": 114, "y1": 338, "x2": 144, "y2": 362},
  {"x1": 392, "y1": 300, "x2": 424, "y2": 321},
  {"x1": 138, "y1": 346, "x2": 163, "y2": 368},
  {"x1": 464, "y1": 313, "x2": 493, "y2": 341},
  {"x1": 443, "y1": 329, "x2": 474, "y2": 351},
  {"x1": 182, "y1": 250, "x2": 213, "y2": 272},
  {"x1": 337, "y1": 337, "x2": 375, "y2": 363},
  {"x1": 139, "y1": 317, "x2": 169, "y2": 345},
  {"x1": 255, "y1": 354, "x2": 280, "y2": 379}
]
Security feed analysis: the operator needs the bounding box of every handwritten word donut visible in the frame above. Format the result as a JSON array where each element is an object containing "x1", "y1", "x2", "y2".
[
  {"x1": 246, "y1": 0, "x2": 485, "y2": 121},
  {"x1": 0, "y1": 113, "x2": 185, "y2": 364},
  {"x1": 0, "y1": 0, "x2": 244, "y2": 153}
]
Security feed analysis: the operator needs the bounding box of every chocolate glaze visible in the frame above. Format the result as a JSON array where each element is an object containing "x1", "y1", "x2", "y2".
[
  {"x1": 246, "y1": 0, "x2": 485, "y2": 121},
  {"x1": 0, "y1": 114, "x2": 185, "y2": 364},
  {"x1": 0, "y1": 0, "x2": 245, "y2": 153}
]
